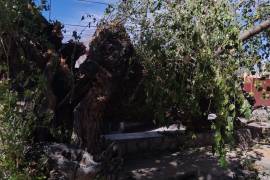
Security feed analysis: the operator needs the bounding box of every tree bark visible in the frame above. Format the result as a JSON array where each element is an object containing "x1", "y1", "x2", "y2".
[{"x1": 74, "y1": 68, "x2": 112, "y2": 154}]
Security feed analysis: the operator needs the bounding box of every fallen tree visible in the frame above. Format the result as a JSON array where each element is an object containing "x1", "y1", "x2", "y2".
[
  {"x1": 1, "y1": 1, "x2": 142, "y2": 177},
  {"x1": 69, "y1": 22, "x2": 144, "y2": 153},
  {"x1": 2, "y1": 0, "x2": 269, "y2": 178}
]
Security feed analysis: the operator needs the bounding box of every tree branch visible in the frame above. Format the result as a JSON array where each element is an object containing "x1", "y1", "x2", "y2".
[
  {"x1": 239, "y1": 19, "x2": 270, "y2": 41},
  {"x1": 215, "y1": 19, "x2": 270, "y2": 56}
]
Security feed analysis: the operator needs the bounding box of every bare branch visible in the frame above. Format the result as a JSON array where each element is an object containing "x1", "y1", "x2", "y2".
[
  {"x1": 239, "y1": 19, "x2": 270, "y2": 41},
  {"x1": 215, "y1": 19, "x2": 270, "y2": 56}
]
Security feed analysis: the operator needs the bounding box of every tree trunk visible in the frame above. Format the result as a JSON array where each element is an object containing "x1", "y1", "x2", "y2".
[{"x1": 74, "y1": 68, "x2": 112, "y2": 154}]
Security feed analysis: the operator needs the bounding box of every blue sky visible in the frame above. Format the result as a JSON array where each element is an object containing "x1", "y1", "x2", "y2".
[{"x1": 36, "y1": 0, "x2": 119, "y2": 43}]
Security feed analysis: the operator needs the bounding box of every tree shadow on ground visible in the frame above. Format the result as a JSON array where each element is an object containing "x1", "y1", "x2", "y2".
[{"x1": 119, "y1": 146, "x2": 264, "y2": 180}]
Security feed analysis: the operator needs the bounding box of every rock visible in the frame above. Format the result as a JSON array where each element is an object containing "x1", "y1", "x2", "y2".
[
  {"x1": 46, "y1": 143, "x2": 100, "y2": 180},
  {"x1": 235, "y1": 107, "x2": 270, "y2": 140},
  {"x1": 247, "y1": 122, "x2": 270, "y2": 139},
  {"x1": 250, "y1": 107, "x2": 270, "y2": 122},
  {"x1": 26, "y1": 143, "x2": 100, "y2": 180},
  {"x1": 235, "y1": 128, "x2": 253, "y2": 150}
]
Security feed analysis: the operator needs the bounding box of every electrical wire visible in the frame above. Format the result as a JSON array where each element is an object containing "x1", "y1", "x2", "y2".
[
  {"x1": 76, "y1": 0, "x2": 110, "y2": 6},
  {"x1": 64, "y1": 24, "x2": 97, "y2": 28}
]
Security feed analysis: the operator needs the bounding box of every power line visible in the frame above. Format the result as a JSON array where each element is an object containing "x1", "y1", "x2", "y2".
[
  {"x1": 76, "y1": 0, "x2": 110, "y2": 5},
  {"x1": 64, "y1": 24, "x2": 97, "y2": 28},
  {"x1": 63, "y1": 23, "x2": 136, "y2": 28},
  {"x1": 64, "y1": 35, "x2": 94, "y2": 37},
  {"x1": 63, "y1": 32, "x2": 95, "y2": 36},
  {"x1": 63, "y1": 30, "x2": 96, "y2": 33}
]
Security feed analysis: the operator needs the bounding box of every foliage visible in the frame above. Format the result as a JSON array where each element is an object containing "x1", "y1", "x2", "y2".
[
  {"x1": 106, "y1": 0, "x2": 258, "y2": 163},
  {"x1": 0, "y1": 80, "x2": 49, "y2": 179},
  {"x1": 0, "y1": 0, "x2": 52, "y2": 178}
]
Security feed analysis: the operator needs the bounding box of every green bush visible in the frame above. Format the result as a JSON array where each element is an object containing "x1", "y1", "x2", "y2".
[{"x1": 0, "y1": 0, "x2": 51, "y2": 178}]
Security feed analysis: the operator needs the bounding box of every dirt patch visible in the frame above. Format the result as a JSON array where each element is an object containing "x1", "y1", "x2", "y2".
[
  {"x1": 119, "y1": 144, "x2": 270, "y2": 179},
  {"x1": 246, "y1": 145, "x2": 270, "y2": 179},
  {"x1": 120, "y1": 147, "x2": 239, "y2": 180}
]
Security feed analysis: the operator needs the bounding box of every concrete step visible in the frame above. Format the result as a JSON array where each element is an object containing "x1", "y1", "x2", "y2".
[{"x1": 102, "y1": 125, "x2": 213, "y2": 156}]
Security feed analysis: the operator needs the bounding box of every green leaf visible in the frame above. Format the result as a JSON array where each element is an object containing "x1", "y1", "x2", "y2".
[{"x1": 229, "y1": 104, "x2": 235, "y2": 111}]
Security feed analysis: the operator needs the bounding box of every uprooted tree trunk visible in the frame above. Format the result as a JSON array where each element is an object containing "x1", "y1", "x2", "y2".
[
  {"x1": 36, "y1": 20, "x2": 141, "y2": 154},
  {"x1": 74, "y1": 68, "x2": 112, "y2": 154},
  {"x1": 1, "y1": 3, "x2": 139, "y2": 177},
  {"x1": 71, "y1": 22, "x2": 137, "y2": 154}
]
